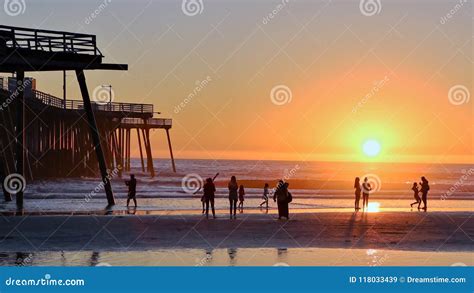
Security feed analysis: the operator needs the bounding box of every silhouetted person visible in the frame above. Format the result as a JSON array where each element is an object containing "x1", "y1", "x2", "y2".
[
  {"x1": 228, "y1": 176, "x2": 238, "y2": 219},
  {"x1": 203, "y1": 178, "x2": 216, "y2": 219},
  {"x1": 238, "y1": 185, "x2": 245, "y2": 213},
  {"x1": 420, "y1": 176, "x2": 429, "y2": 211},
  {"x1": 354, "y1": 177, "x2": 361, "y2": 211},
  {"x1": 125, "y1": 174, "x2": 137, "y2": 207},
  {"x1": 201, "y1": 193, "x2": 206, "y2": 214},
  {"x1": 362, "y1": 177, "x2": 372, "y2": 210},
  {"x1": 274, "y1": 180, "x2": 290, "y2": 220},
  {"x1": 410, "y1": 182, "x2": 421, "y2": 209},
  {"x1": 259, "y1": 183, "x2": 270, "y2": 210}
]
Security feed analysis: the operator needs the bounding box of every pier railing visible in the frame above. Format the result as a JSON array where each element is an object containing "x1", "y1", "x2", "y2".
[
  {"x1": 32, "y1": 90, "x2": 154, "y2": 114},
  {"x1": 121, "y1": 117, "x2": 172, "y2": 128},
  {"x1": 0, "y1": 25, "x2": 102, "y2": 56}
]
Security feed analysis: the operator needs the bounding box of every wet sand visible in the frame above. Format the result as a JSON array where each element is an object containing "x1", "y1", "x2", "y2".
[{"x1": 0, "y1": 211, "x2": 472, "y2": 252}]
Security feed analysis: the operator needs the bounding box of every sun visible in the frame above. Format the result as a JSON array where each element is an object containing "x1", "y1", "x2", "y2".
[{"x1": 362, "y1": 139, "x2": 381, "y2": 157}]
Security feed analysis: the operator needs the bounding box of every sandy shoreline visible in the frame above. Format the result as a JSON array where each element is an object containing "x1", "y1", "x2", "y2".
[{"x1": 0, "y1": 212, "x2": 472, "y2": 252}]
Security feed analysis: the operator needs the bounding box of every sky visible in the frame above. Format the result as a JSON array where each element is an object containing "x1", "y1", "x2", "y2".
[{"x1": 2, "y1": 0, "x2": 473, "y2": 163}]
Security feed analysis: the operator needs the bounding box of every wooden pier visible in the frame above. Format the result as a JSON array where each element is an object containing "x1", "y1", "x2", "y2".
[{"x1": 0, "y1": 25, "x2": 175, "y2": 208}]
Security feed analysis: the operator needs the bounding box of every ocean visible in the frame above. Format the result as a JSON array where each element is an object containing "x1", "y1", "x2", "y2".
[{"x1": 5, "y1": 159, "x2": 472, "y2": 213}]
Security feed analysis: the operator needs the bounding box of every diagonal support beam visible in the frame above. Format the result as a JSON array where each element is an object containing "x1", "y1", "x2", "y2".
[
  {"x1": 15, "y1": 71, "x2": 25, "y2": 209},
  {"x1": 75, "y1": 70, "x2": 115, "y2": 206}
]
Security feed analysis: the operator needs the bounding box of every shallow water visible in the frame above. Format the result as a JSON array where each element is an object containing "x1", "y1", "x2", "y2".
[
  {"x1": 1, "y1": 197, "x2": 472, "y2": 215},
  {"x1": 0, "y1": 248, "x2": 471, "y2": 267}
]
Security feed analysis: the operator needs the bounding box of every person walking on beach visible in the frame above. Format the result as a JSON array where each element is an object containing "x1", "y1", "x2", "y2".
[
  {"x1": 354, "y1": 177, "x2": 361, "y2": 211},
  {"x1": 238, "y1": 185, "x2": 245, "y2": 213},
  {"x1": 203, "y1": 177, "x2": 216, "y2": 219},
  {"x1": 125, "y1": 174, "x2": 137, "y2": 207},
  {"x1": 361, "y1": 177, "x2": 372, "y2": 210},
  {"x1": 259, "y1": 183, "x2": 270, "y2": 210},
  {"x1": 410, "y1": 182, "x2": 421, "y2": 209},
  {"x1": 228, "y1": 176, "x2": 239, "y2": 219},
  {"x1": 273, "y1": 180, "x2": 291, "y2": 220},
  {"x1": 420, "y1": 176, "x2": 430, "y2": 211}
]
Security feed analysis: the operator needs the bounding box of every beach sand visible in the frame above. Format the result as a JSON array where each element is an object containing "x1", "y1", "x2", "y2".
[{"x1": 0, "y1": 212, "x2": 472, "y2": 252}]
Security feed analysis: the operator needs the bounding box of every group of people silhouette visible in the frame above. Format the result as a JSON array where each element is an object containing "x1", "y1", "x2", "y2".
[
  {"x1": 125, "y1": 173, "x2": 431, "y2": 216},
  {"x1": 353, "y1": 176, "x2": 430, "y2": 212},
  {"x1": 410, "y1": 176, "x2": 430, "y2": 211},
  {"x1": 201, "y1": 177, "x2": 292, "y2": 220}
]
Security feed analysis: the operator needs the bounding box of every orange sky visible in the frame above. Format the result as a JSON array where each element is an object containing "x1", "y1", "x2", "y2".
[{"x1": 6, "y1": 0, "x2": 472, "y2": 163}]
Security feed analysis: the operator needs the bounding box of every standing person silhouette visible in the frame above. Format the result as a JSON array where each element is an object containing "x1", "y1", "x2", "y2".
[
  {"x1": 125, "y1": 174, "x2": 137, "y2": 207},
  {"x1": 273, "y1": 180, "x2": 290, "y2": 220},
  {"x1": 420, "y1": 176, "x2": 430, "y2": 211},
  {"x1": 361, "y1": 177, "x2": 372, "y2": 210},
  {"x1": 238, "y1": 185, "x2": 245, "y2": 213},
  {"x1": 228, "y1": 176, "x2": 238, "y2": 219},
  {"x1": 203, "y1": 178, "x2": 216, "y2": 219},
  {"x1": 259, "y1": 183, "x2": 270, "y2": 210},
  {"x1": 410, "y1": 182, "x2": 421, "y2": 209},
  {"x1": 354, "y1": 177, "x2": 361, "y2": 211}
]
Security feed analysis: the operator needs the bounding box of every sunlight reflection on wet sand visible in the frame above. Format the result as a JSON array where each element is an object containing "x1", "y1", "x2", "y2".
[{"x1": 0, "y1": 248, "x2": 471, "y2": 267}]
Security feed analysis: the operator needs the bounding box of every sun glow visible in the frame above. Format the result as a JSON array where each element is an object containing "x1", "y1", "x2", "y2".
[
  {"x1": 362, "y1": 139, "x2": 381, "y2": 157},
  {"x1": 367, "y1": 202, "x2": 380, "y2": 213}
]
